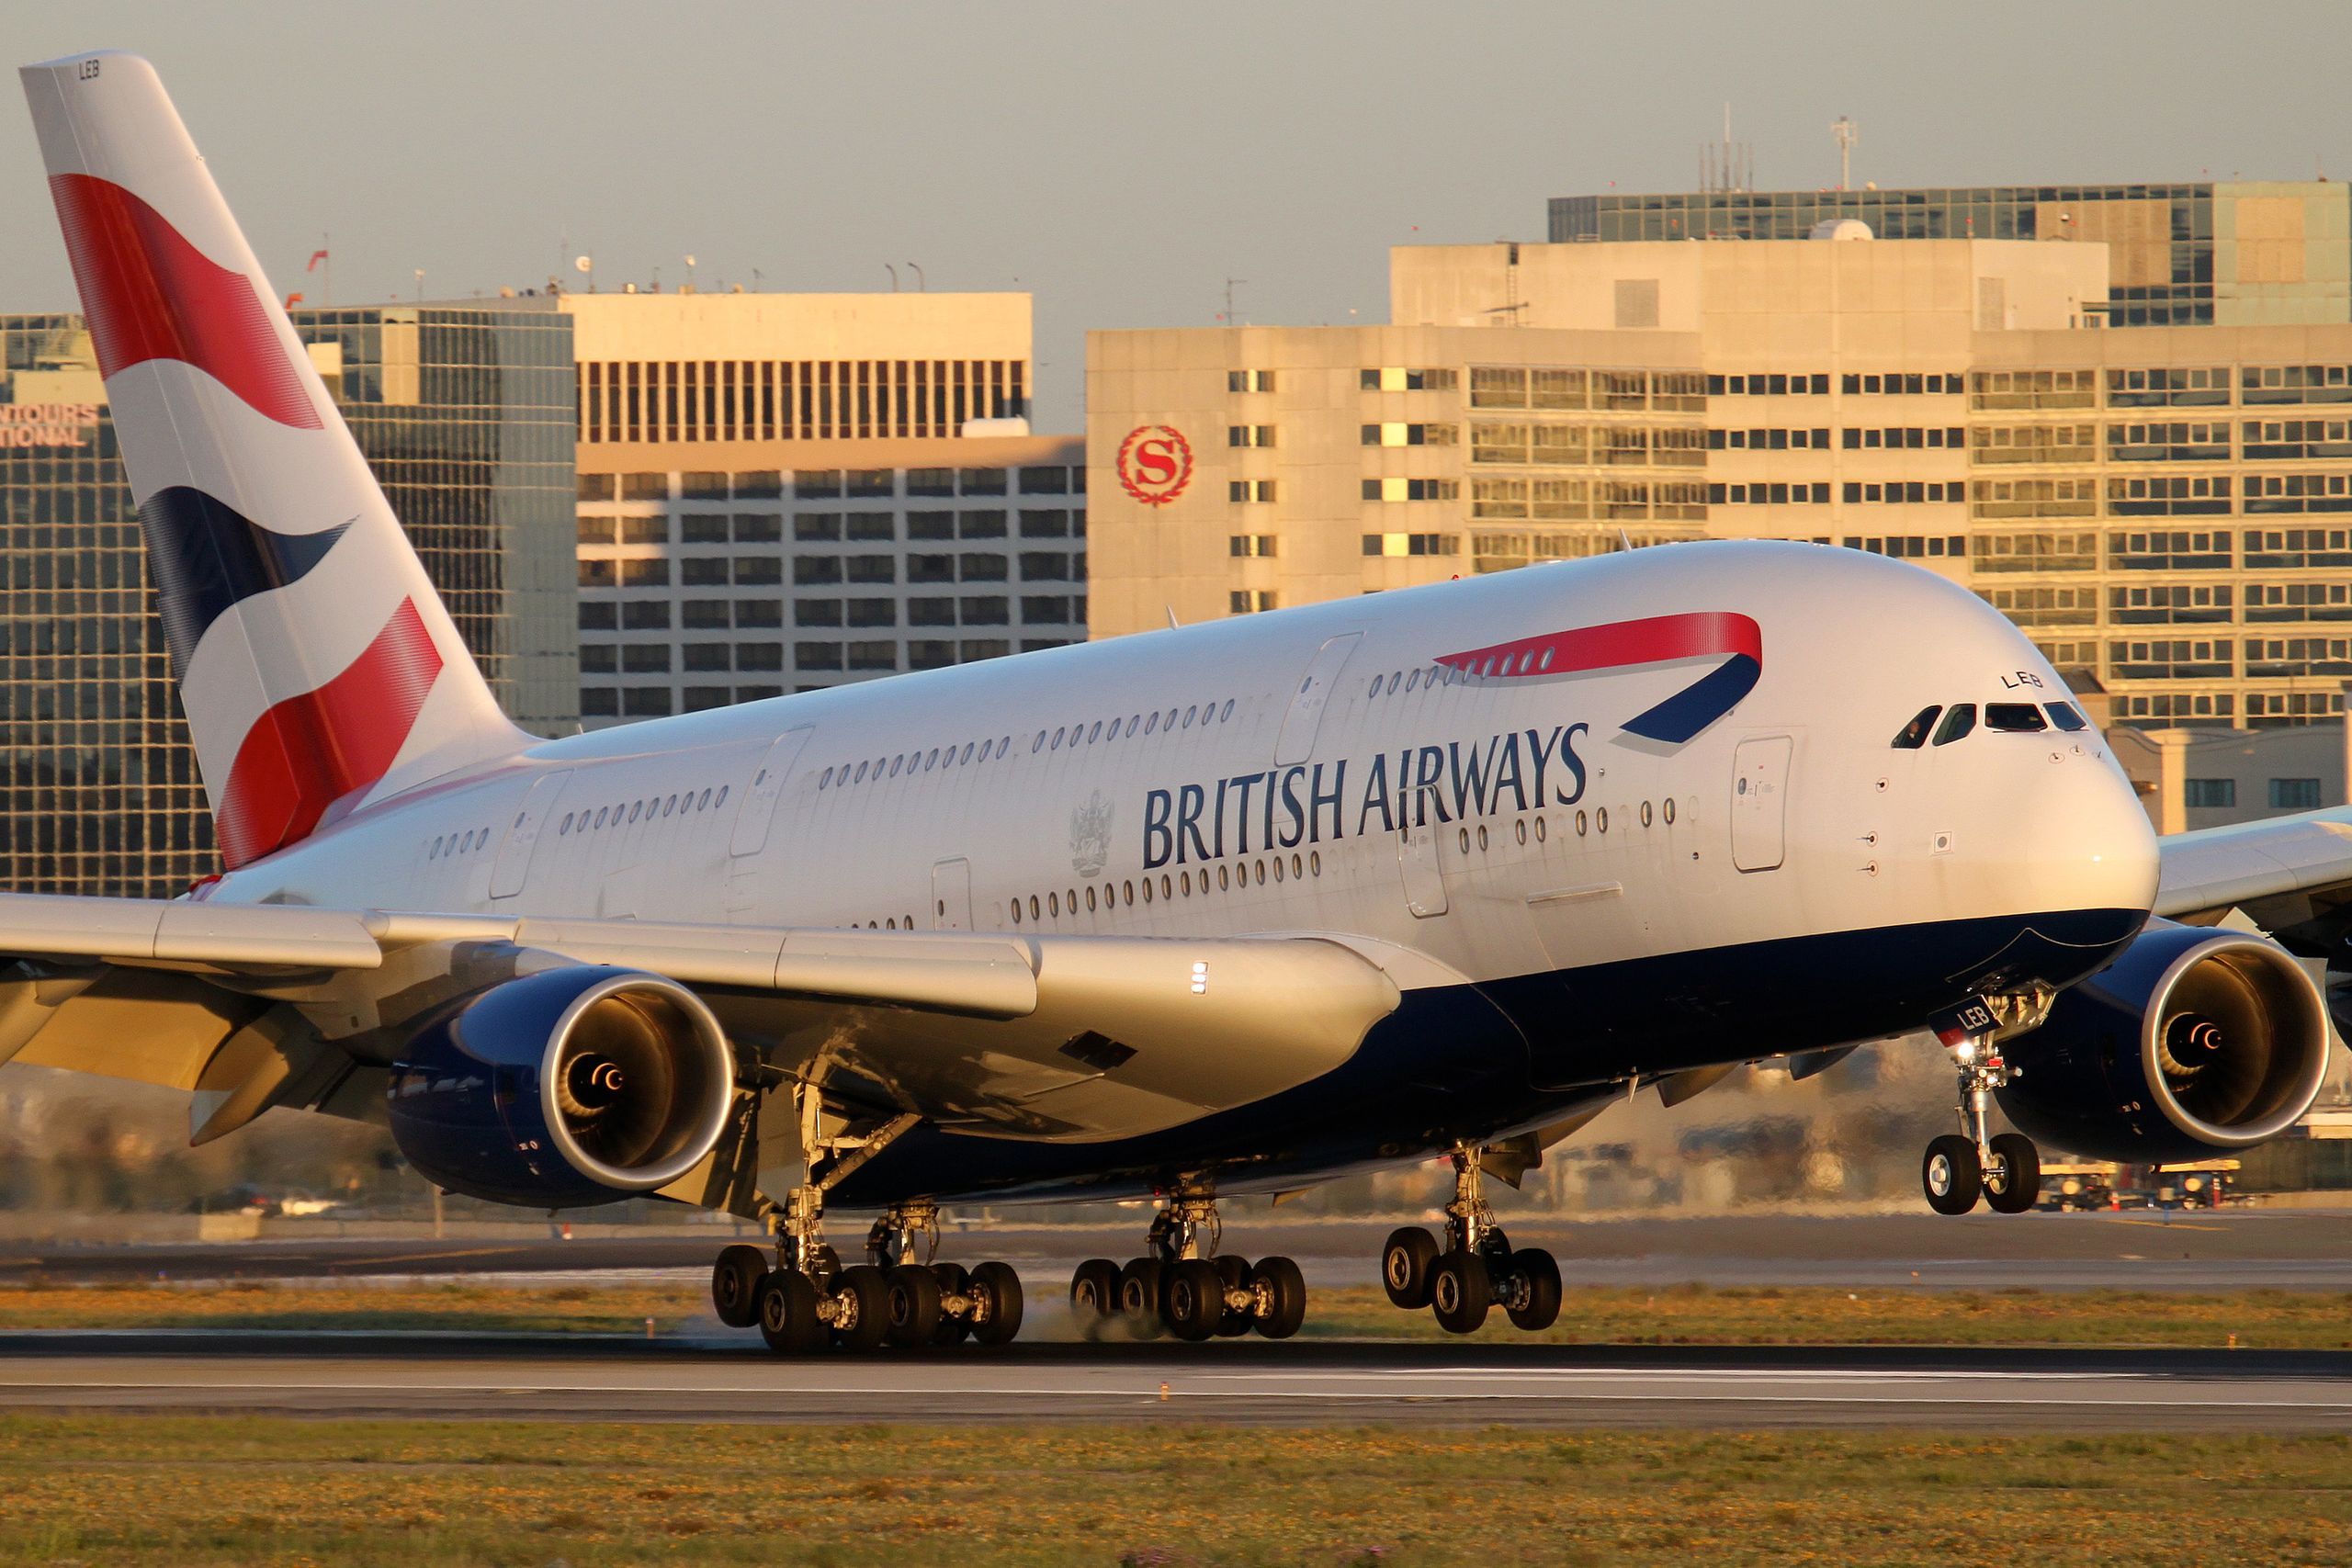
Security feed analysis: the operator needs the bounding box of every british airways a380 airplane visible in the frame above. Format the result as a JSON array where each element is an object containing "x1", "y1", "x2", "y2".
[{"x1": 3, "y1": 53, "x2": 2343, "y2": 1350}]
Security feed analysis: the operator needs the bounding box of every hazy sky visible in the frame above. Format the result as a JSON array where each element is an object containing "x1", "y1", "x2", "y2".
[{"x1": 3, "y1": 1, "x2": 2346, "y2": 432}]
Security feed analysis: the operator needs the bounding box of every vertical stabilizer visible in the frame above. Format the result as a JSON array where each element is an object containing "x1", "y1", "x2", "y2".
[{"x1": 19, "y1": 51, "x2": 526, "y2": 869}]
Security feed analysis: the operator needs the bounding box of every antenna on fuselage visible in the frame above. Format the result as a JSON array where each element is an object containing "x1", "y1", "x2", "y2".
[{"x1": 1166, "y1": 605, "x2": 1182, "y2": 630}]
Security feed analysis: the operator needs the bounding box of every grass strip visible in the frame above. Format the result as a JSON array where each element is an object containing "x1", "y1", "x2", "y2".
[
  {"x1": 0, "y1": 1415, "x2": 2343, "y2": 1565},
  {"x1": 4, "y1": 1280, "x2": 2352, "y2": 1348}
]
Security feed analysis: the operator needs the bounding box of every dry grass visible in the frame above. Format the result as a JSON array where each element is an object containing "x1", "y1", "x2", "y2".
[
  {"x1": 0, "y1": 1416, "x2": 2342, "y2": 1565},
  {"x1": 5, "y1": 1279, "x2": 2352, "y2": 1349}
]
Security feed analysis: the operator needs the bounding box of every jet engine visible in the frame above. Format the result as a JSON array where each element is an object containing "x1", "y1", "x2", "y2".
[
  {"x1": 386, "y1": 966, "x2": 737, "y2": 1207},
  {"x1": 1995, "y1": 920, "x2": 2329, "y2": 1165}
]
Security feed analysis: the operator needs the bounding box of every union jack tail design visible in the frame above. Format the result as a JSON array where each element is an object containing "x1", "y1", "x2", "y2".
[{"x1": 20, "y1": 52, "x2": 525, "y2": 869}]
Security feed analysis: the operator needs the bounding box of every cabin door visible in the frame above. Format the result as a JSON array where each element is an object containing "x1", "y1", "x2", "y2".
[{"x1": 1730, "y1": 735, "x2": 1792, "y2": 872}]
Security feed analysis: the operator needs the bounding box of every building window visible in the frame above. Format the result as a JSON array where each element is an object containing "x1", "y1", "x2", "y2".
[
  {"x1": 1229, "y1": 590, "x2": 1278, "y2": 614},
  {"x1": 1229, "y1": 535, "x2": 1277, "y2": 558},
  {"x1": 1228, "y1": 425, "x2": 1278, "y2": 448},
  {"x1": 1227, "y1": 369, "x2": 1276, "y2": 392},
  {"x1": 1362, "y1": 533, "x2": 1460, "y2": 557},
  {"x1": 1228, "y1": 479, "x2": 1278, "y2": 503},
  {"x1": 2183, "y1": 778, "x2": 2236, "y2": 809},
  {"x1": 2269, "y1": 778, "x2": 2323, "y2": 810}
]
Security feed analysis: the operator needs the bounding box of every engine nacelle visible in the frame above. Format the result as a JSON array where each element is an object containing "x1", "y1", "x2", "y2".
[
  {"x1": 1996, "y1": 919, "x2": 2329, "y2": 1164},
  {"x1": 386, "y1": 966, "x2": 736, "y2": 1208}
]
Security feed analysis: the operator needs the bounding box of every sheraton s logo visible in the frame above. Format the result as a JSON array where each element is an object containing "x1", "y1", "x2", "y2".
[
  {"x1": 1136, "y1": 611, "x2": 1761, "y2": 872},
  {"x1": 1116, "y1": 424, "x2": 1193, "y2": 507}
]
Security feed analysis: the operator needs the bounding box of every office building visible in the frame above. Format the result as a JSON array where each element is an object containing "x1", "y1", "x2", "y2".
[
  {"x1": 560, "y1": 292, "x2": 1086, "y2": 724},
  {"x1": 0, "y1": 306, "x2": 577, "y2": 898},
  {"x1": 1088, "y1": 230, "x2": 2352, "y2": 732},
  {"x1": 1551, "y1": 181, "x2": 2352, "y2": 327}
]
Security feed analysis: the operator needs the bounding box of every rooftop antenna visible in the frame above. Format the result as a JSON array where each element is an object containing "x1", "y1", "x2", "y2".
[
  {"x1": 1702, "y1": 104, "x2": 1753, "y2": 197},
  {"x1": 1222, "y1": 277, "x2": 1246, "y2": 325},
  {"x1": 1831, "y1": 116, "x2": 1859, "y2": 192},
  {"x1": 885, "y1": 264, "x2": 899, "y2": 292},
  {"x1": 907, "y1": 262, "x2": 925, "y2": 291},
  {"x1": 684, "y1": 254, "x2": 696, "y2": 291}
]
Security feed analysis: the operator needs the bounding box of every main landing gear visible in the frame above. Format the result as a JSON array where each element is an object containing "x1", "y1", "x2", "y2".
[
  {"x1": 1920, "y1": 998, "x2": 2044, "y2": 1217},
  {"x1": 1067, "y1": 1189, "x2": 1306, "y2": 1342},
  {"x1": 707, "y1": 1090, "x2": 1025, "y2": 1355},
  {"x1": 1381, "y1": 1145, "x2": 1561, "y2": 1335}
]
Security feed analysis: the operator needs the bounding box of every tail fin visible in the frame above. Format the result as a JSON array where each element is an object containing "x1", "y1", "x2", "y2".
[{"x1": 19, "y1": 51, "x2": 525, "y2": 870}]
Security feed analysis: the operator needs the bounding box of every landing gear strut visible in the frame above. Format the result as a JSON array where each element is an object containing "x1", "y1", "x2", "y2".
[
  {"x1": 1921, "y1": 996, "x2": 2045, "y2": 1217},
  {"x1": 707, "y1": 1086, "x2": 1025, "y2": 1353},
  {"x1": 1384, "y1": 1145, "x2": 1560, "y2": 1335},
  {"x1": 1067, "y1": 1186, "x2": 1305, "y2": 1342}
]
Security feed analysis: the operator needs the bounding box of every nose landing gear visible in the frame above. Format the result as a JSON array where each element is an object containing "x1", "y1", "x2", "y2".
[
  {"x1": 1068, "y1": 1186, "x2": 1306, "y2": 1341},
  {"x1": 1920, "y1": 993, "x2": 2048, "y2": 1216},
  {"x1": 1384, "y1": 1145, "x2": 1561, "y2": 1335}
]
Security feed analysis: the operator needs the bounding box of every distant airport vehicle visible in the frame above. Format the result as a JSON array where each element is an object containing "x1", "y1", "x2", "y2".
[
  {"x1": 1, "y1": 53, "x2": 2342, "y2": 1351},
  {"x1": 2040, "y1": 1159, "x2": 2240, "y2": 1211}
]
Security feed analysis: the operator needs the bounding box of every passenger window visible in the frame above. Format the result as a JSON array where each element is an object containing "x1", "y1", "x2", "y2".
[
  {"x1": 1146, "y1": 712, "x2": 1161, "y2": 734},
  {"x1": 1932, "y1": 705, "x2": 1977, "y2": 746},
  {"x1": 1220, "y1": 700, "x2": 1235, "y2": 721},
  {"x1": 1985, "y1": 704, "x2": 2047, "y2": 733},
  {"x1": 1891, "y1": 705, "x2": 1940, "y2": 749},
  {"x1": 2046, "y1": 703, "x2": 2089, "y2": 733}
]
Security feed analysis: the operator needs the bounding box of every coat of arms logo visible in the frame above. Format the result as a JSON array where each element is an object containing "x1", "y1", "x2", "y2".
[{"x1": 1069, "y1": 790, "x2": 1114, "y2": 877}]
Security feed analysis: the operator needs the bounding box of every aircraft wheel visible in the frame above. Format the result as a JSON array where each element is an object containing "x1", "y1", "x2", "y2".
[
  {"x1": 711, "y1": 1244, "x2": 768, "y2": 1328},
  {"x1": 1069, "y1": 1258, "x2": 1119, "y2": 1337},
  {"x1": 1984, "y1": 1133, "x2": 2041, "y2": 1214},
  {"x1": 1923, "y1": 1134, "x2": 1984, "y2": 1215},
  {"x1": 1430, "y1": 1248, "x2": 1489, "y2": 1335},
  {"x1": 1117, "y1": 1258, "x2": 1166, "y2": 1338},
  {"x1": 755, "y1": 1269, "x2": 826, "y2": 1355},
  {"x1": 1250, "y1": 1255, "x2": 1306, "y2": 1339},
  {"x1": 1164, "y1": 1258, "x2": 1224, "y2": 1342},
  {"x1": 1381, "y1": 1227, "x2": 1439, "y2": 1309},
  {"x1": 930, "y1": 1261, "x2": 972, "y2": 1344},
  {"x1": 831, "y1": 1264, "x2": 891, "y2": 1351},
  {"x1": 1212, "y1": 1255, "x2": 1255, "y2": 1337},
  {"x1": 968, "y1": 1259, "x2": 1024, "y2": 1347},
  {"x1": 884, "y1": 1264, "x2": 943, "y2": 1348},
  {"x1": 1506, "y1": 1247, "x2": 1562, "y2": 1332}
]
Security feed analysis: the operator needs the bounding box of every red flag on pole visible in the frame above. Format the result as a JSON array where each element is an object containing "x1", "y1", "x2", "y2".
[{"x1": 306, "y1": 249, "x2": 329, "y2": 272}]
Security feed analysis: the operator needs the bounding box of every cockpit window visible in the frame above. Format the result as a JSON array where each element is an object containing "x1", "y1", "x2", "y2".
[
  {"x1": 1931, "y1": 704, "x2": 1977, "y2": 746},
  {"x1": 2045, "y1": 703, "x2": 2088, "y2": 733},
  {"x1": 1891, "y1": 705, "x2": 1941, "y2": 749},
  {"x1": 1984, "y1": 703, "x2": 2048, "y2": 733}
]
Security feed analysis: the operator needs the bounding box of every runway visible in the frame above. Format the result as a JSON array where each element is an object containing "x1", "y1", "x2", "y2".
[
  {"x1": 14, "y1": 1207, "x2": 2352, "y2": 1291},
  {"x1": 4, "y1": 1332, "x2": 2348, "y2": 1431}
]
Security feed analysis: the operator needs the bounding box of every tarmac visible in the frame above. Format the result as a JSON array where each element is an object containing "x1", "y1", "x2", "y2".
[
  {"x1": 8, "y1": 1207, "x2": 2352, "y2": 1291},
  {"x1": 0, "y1": 1333, "x2": 2346, "y2": 1431}
]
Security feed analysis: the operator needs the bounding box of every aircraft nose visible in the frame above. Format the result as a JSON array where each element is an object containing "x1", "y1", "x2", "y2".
[{"x1": 2037, "y1": 754, "x2": 2161, "y2": 918}]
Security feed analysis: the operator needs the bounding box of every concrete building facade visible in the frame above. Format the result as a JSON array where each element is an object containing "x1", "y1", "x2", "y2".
[
  {"x1": 559, "y1": 292, "x2": 1085, "y2": 724},
  {"x1": 1087, "y1": 233, "x2": 2352, "y2": 734}
]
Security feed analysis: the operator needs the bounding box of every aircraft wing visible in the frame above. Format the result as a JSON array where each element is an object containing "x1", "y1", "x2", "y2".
[
  {"x1": 0, "y1": 894, "x2": 1403, "y2": 1145},
  {"x1": 2156, "y1": 806, "x2": 2352, "y2": 957}
]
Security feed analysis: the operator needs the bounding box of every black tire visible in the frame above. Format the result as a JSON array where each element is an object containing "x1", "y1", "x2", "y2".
[
  {"x1": 929, "y1": 1262, "x2": 972, "y2": 1345},
  {"x1": 1506, "y1": 1247, "x2": 1562, "y2": 1332},
  {"x1": 831, "y1": 1263, "x2": 891, "y2": 1351},
  {"x1": 1211, "y1": 1256, "x2": 1254, "y2": 1337},
  {"x1": 1250, "y1": 1255, "x2": 1306, "y2": 1339},
  {"x1": 969, "y1": 1259, "x2": 1024, "y2": 1347},
  {"x1": 1164, "y1": 1258, "x2": 1224, "y2": 1342},
  {"x1": 1923, "y1": 1134, "x2": 1984, "y2": 1215},
  {"x1": 754, "y1": 1269, "x2": 825, "y2": 1355},
  {"x1": 1117, "y1": 1258, "x2": 1165, "y2": 1337},
  {"x1": 1381, "y1": 1227, "x2": 1439, "y2": 1309},
  {"x1": 885, "y1": 1264, "x2": 943, "y2": 1348},
  {"x1": 1430, "y1": 1248, "x2": 1489, "y2": 1335},
  {"x1": 1069, "y1": 1257, "x2": 1119, "y2": 1336},
  {"x1": 1984, "y1": 1133, "x2": 2041, "y2": 1214},
  {"x1": 711, "y1": 1244, "x2": 768, "y2": 1328}
]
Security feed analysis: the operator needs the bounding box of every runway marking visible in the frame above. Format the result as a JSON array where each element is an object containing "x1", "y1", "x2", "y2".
[
  {"x1": 332, "y1": 1247, "x2": 516, "y2": 1267},
  {"x1": 2108, "y1": 1220, "x2": 2231, "y2": 1233}
]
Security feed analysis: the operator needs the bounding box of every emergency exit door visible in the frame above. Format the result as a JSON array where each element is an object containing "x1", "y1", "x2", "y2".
[{"x1": 1730, "y1": 735, "x2": 1792, "y2": 873}]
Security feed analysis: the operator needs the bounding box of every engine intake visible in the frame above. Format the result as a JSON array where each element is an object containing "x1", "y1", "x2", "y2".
[
  {"x1": 388, "y1": 966, "x2": 736, "y2": 1208},
  {"x1": 1996, "y1": 920, "x2": 2329, "y2": 1164}
]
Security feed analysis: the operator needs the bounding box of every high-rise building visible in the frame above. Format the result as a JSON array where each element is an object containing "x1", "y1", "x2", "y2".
[
  {"x1": 557, "y1": 291, "x2": 1086, "y2": 724},
  {"x1": 0, "y1": 306, "x2": 577, "y2": 898},
  {"x1": 1550, "y1": 181, "x2": 2352, "y2": 327},
  {"x1": 1088, "y1": 231, "x2": 2352, "y2": 732}
]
